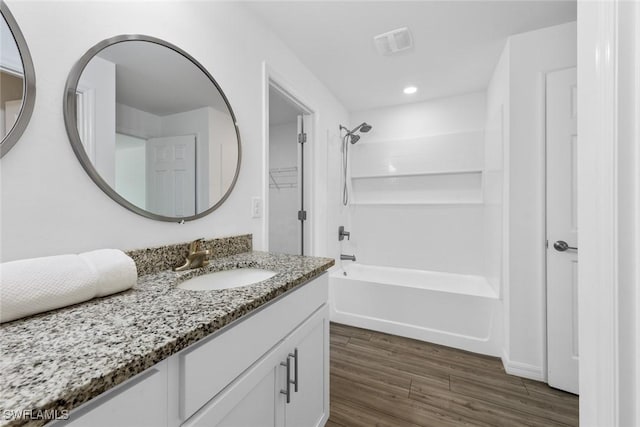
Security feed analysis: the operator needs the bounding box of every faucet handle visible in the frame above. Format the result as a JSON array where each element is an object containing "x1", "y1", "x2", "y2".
[
  {"x1": 338, "y1": 226, "x2": 351, "y2": 241},
  {"x1": 189, "y1": 238, "x2": 205, "y2": 253}
]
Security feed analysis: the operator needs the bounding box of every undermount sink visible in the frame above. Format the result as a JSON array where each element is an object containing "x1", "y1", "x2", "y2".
[{"x1": 177, "y1": 268, "x2": 277, "y2": 291}]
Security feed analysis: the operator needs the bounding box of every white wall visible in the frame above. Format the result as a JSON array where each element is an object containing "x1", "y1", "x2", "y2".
[
  {"x1": 268, "y1": 121, "x2": 299, "y2": 254},
  {"x1": 501, "y1": 22, "x2": 577, "y2": 379},
  {"x1": 116, "y1": 103, "x2": 162, "y2": 139},
  {"x1": 0, "y1": 1, "x2": 348, "y2": 261},
  {"x1": 347, "y1": 92, "x2": 486, "y2": 275}
]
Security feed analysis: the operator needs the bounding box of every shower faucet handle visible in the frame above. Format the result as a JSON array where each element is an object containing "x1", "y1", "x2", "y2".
[{"x1": 338, "y1": 226, "x2": 350, "y2": 241}]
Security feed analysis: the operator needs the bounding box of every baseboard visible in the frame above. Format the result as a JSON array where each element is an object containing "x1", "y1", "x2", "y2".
[{"x1": 501, "y1": 351, "x2": 546, "y2": 381}]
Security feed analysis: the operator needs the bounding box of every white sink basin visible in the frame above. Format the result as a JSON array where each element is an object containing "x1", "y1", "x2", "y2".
[{"x1": 177, "y1": 268, "x2": 277, "y2": 291}]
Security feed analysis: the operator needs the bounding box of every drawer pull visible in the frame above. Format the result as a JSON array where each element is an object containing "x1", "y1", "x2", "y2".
[
  {"x1": 280, "y1": 356, "x2": 291, "y2": 403},
  {"x1": 290, "y1": 348, "x2": 299, "y2": 392}
]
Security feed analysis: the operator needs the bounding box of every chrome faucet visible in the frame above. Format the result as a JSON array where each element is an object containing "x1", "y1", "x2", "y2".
[
  {"x1": 340, "y1": 254, "x2": 356, "y2": 262},
  {"x1": 174, "y1": 238, "x2": 210, "y2": 271}
]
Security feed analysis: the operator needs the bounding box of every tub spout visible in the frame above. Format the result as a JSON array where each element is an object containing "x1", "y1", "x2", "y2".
[{"x1": 340, "y1": 254, "x2": 356, "y2": 262}]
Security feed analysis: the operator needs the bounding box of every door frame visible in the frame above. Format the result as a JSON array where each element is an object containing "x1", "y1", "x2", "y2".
[
  {"x1": 577, "y1": 0, "x2": 640, "y2": 425},
  {"x1": 262, "y1": 63, "x2": 317, "y2": 255}
]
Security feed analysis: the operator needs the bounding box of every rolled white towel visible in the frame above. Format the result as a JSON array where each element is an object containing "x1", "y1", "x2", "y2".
[
  {"x1": 79, "y1": 249, "x2": 137, "y2": 297},
  {"x1": 0, "y1": 255, "x2": 99, "y2": 323}
]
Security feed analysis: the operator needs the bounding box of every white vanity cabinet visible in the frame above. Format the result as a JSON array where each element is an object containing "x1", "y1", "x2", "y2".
[
  {"x1": 58, "y1": 273, "x2": 329, "y2": 427},
  {"x1": 184, "y1": 305, "x2": 329, "y2": 427}
]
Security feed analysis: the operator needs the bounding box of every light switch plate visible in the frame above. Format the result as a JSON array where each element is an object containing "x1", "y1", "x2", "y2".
[{"x1": 251, "y1": 197, "x2": 262, "y2": 218}]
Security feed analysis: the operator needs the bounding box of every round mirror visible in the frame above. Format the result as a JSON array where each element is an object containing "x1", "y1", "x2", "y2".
[
  {"x1": 1, "y1": 2, "x2": 36, "y2": 158},
  {"x1": 64, "y1": 35, "x2": 241, "y2": 222}
]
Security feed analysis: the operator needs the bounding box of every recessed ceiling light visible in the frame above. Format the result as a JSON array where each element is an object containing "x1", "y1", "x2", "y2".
[{"x1": 403, "y1": 86, "x2": 418, "y2": 95}]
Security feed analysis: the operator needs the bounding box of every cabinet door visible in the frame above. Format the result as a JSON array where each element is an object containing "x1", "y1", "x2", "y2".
[
  {"x1": 216, "y1": 367, "x2": 278, "y2": 427},
  {"x1": 283, "y1": 305, "x2": 329, "y2": 427},
  {"x1": 182, "y1": 343, "x2": 285, "y2": 427}
]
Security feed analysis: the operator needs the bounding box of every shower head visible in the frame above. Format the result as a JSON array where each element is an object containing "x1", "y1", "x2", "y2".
[
  {"x1": 349, "y1": 122, "x2": 372, "y2": 134},
  {"x1": 358, "y1": 123, "x2": 372, "y2": 133},
  {"x1": 339, "y1": 122, "x2": 373, "y2": 145}
]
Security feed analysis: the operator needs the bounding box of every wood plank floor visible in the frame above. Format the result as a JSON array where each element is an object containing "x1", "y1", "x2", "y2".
[{"x1": 328, "y1": 323, "x2": 578, "y2": 427}]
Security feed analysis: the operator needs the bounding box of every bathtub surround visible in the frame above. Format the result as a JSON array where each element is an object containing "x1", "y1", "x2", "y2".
[
  {"x1": 0, "y1": 251, "x2": 333, "y2": 426},
  {"x1": 482, "y1": 39, "x2": 509, "y2": 307},
  {"x1": 347, "y1": 92, "x2": 486, "y2": 275},
  {"x1": 127, "y1": 234, "x2": 252, "y2": 276}
]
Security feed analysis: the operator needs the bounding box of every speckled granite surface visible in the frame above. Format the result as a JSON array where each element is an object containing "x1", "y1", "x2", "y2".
[
  {"x1": 0, "y1": 251, "x2": 333, "y2": 427},
  {"x1": 127, "y1": 234, "x2": 252, "y2": 276}
]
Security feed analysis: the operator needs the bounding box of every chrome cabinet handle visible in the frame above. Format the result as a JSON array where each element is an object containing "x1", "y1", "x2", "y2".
[
  {"x1": 553, "y1": 240, "x2": 577, "y2": 252},
  {"x1": 280, "y1": 356, "x2": 291, "y2": 404},
  {"x1": 290, "y1": 348, "x2": 299, "y2": 392}
]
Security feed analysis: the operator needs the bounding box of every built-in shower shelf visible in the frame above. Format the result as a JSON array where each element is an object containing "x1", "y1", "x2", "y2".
[
  {"x1": 350, "y1": 200, "x2": 483, "y2": 206},
  {"x1": 350, "y1": 130, "x2": 484, "y2": 178},
  {"x1": 351, "y1": 169, "x2": 483, "y2": 180},
  {"x1": 351, "y1": 170, "x2": 483, "y2": 205}
]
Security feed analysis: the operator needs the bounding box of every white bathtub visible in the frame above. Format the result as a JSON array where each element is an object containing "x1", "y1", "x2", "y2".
[{"x1": 329, "y1": 263, "x2": 502, "y2": 356}]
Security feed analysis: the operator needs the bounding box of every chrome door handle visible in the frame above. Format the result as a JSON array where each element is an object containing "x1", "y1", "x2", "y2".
[
  {"x1": 290, "y1": 348, "x2": 299, "y2": 392},
  {"x1": 280, "y1": 356, "x2": 291, "y2": 403},
  {"x1": 553, "y1": 240, "x2": 577, "y2": 252}
]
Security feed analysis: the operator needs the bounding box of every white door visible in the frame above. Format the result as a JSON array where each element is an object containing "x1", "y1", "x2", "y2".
[
  {"x1": 546, "y1": 67, "x2": 579, "y2": 394},
  {"x1": 146, "y1": 135, "x2": 196, "y2": 217}
]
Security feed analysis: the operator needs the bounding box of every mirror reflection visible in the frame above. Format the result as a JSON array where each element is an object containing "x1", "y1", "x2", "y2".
[
  {"x1": 72, "y1": 39, "x2": 240, "y2": 219},
  {"x1": 1, "y1": 12, "x2": 25, "y2": 141}
]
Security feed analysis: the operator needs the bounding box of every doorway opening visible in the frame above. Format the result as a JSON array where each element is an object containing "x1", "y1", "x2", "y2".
[{"x1": 267, "y1": 82, "x2": 313, "y2": 256}]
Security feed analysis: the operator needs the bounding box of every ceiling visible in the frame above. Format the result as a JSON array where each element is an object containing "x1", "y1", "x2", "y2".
[
  {"x1": 246, "y1": 1, "x2": 577, "y2": 112},
  {"x1": 98, "y1": 41, "x2": 229, "y2": 116}
]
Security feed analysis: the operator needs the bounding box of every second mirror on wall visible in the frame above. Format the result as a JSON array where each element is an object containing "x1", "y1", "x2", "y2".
[
  {"x1": 1, "y1": 2, "x2": 36, "y2": 157},
  {"x1": 65, "y1": 35, "x2": 241, "y2": 222}
]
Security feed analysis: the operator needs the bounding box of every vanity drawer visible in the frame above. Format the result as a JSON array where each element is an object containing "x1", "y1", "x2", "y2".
[
  {"x1": 178, "y1": 273, "x2": 328, "y2": 421},
  {"x1": 57, "y1": 360, "x2": 168, "y2": 427}
]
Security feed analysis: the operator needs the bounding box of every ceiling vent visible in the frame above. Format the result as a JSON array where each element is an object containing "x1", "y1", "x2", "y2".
[{"x1": 373, "y1": 27, "x2": 413, "y2": 56}]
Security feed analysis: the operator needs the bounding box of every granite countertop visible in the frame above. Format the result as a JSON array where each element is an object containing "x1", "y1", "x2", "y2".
[{"x1": 0, "y1": 251, "x2": 334, "y2": 427}]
